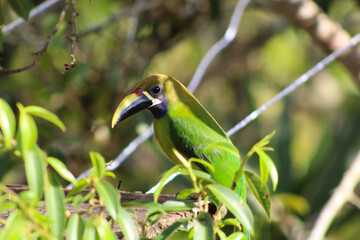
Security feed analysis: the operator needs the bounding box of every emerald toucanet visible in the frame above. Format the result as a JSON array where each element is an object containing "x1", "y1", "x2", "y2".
[{"x1": 111, "y1": 74, "x2": 245, "y2": 195}]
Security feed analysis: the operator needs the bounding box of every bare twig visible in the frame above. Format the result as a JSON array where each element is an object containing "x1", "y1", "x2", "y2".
[
  {"x1": 270, "y1": 0, "x2": 360, "y2": 85},
  {"x1": 307, "y1": 150, "x2": 360, "y2": 240},
  {"x1": 2, "y1": 0, "x2": 64, "y2": 34},
  {"x1": 62, "y1": 0, "x2": 78, "y2": 74},
  {"x1": 0, "y1": 1, "x2": 69, "y2": 74}
]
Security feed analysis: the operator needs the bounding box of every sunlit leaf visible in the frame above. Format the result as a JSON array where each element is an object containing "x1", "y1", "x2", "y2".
[
  {"x1": 206, "y1": 184, "x2": 254, "y2": 235},
  {"x1": 227, "y1": 231, "x2": 246, "y2": 240},
  {"x1": 155, "y1": 218, "x2": 189, "y2": 240},
  {"x1": 259, "y1": 158, "x2": 269, "y2": 186},
  {"x1": 0, "y1": 210, "x2": 28, "y2": 239},
  {"x1": 45, "y1": 172, "x2": 66, "y2": 239},
  {"x1": 104, "y1": 171, "x2": 116, "y2": 179},
  {"x1": 82, "y1": 221, "x2": 96, "y2": 240},
  {"x1": 18, "y1": 103, "x2": 38, "y2": 151},
  {"x1": 67, "y1": 178, "x2": 89, "y2": 197},
  {"x1": 220, "y1": 218, "x2": 242, "y2": 230},
  {"x1": 94, "y1": 216, "x2": 118, "y2": 240},
  {"x1": 189, "y1": 157, "x2": 215, "y2": 172},
  {"x1": 47, "y1": 157, "x2": 76, "y2": 183},
  {"x1": 25, "y1": 105, "x2": 66, "y2": 131},
  {"x1": 90, "y1": 152, "x2": 106, "y2": 179},
  {"x1": 8, "y1": 0, "x2": 30, "y2": 20},
  {"x1": 162, "y1": 200, "x2": 195, "y2": 212},
  {"x1": 154, "y1": 165, "x2": 183, "y2": 202},
  {"x1": 176, "y1": 188, "x2": 195, "y2": 199},
  {"x1": 94, "y1": 180, "x2": 119, "y2": 219},
  {"x1": 117, "y1": 206, "x2": 139, "y2": 240},
  {"x1": 66, "y1": 214, "x2": 84, "y2": 240},
  {"x1": 23, "y1": 145, "x2": 45, "y2": 199},
  {"x1": 256, "y1": 150, "x2": 278, "y2": 191},
  {"x1": 0, "y1": 99, "x2": 16, "y2": 149},
  {"x1": 244, "y1": 171, "x2": 271, "y2": 219},
  {"x1": 193, "y1": 212, "x2": 214, "y2": 240}
]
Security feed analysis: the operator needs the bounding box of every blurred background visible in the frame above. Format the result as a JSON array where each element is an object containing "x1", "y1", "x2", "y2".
[{"x1": 1, "y1": 0, "x2": 359, "y2": 239}]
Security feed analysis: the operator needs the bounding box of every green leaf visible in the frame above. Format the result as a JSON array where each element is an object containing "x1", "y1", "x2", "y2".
[
  {"x1": 206, "y1": 184, "x2": 254, "y2": 235},
  {"x1": 220, "y1": 218, "x2": 242, "y2": 230},
  {"x1": 0, "y1": 210, "x2": 28, "y2": 239},
  {"x1": 104, "y1": 171, "x2": 116, "y2": 179},
  {"x1": 259, "y1": 157, "x2": 269, "y2": 186},
  {"x1": 94, "y1": 180, "x2": 119, "y2": 219},
  {"x1": 117, "y1": 206, "x2": 139, "y2": 240},
  {"x1": 23, "y1": 145, "x2": 45, "y2": 199},
  {"x1": 47, "y1": 157, "x2": 76, "y2": 183},
  {"x1": 155, "y1": 218, "x2": 189, "y2": 240},
  {"x1": 83, "y1": 221, "x2": 96, "y2": 240},
  {"x1": 67, "y1": 178, "x2": 89, "y2": 197},
  {"x1": 8, "y1": 0, "x2": 30, "y2": 20},
  {"x1": 66, "y1": 214, "x2": 84, "y2": 240},
  {"x1": 18, "y1": 103, "x2": 38, "y2": 151},
  {"x1": 90, "y1": 152, "x2": 106, "y2": 179},
  {"x1": 176, "y1": 188, "x2": 195, "y2": 199},
  {"x1": 0, "y1": 99, "x2": 16, "y2": 149},
  {"x1": 154, "y1": 165, "x2": 183, "y2": 202},
  {"x1": 189, "y1": 158, "x2": 215, "y2": 172},
  {"x1": 227, "y1": 232, "x2": 246, "y2": 240},
  {"x1": 94, "y1": 216, "x2": 118, "y2": 240},
  {"x1": 45, "y1": 172, "x2": 66, "y2": 239},
  {"x1": 25, "y1": 105, "x2": 66, "y2": 132},
  {"x1": 162, "y1": 200, "x2": 196, "y2": 212},
  {"x1": 194, "y1": 212, "x2": 214, "y2": 240},
  {"x1": 244, "y1": 171, "x2": 271, "y2": 220},
  {"x1": 256, "y1": 150, "x2": 278, "y2": 191}
]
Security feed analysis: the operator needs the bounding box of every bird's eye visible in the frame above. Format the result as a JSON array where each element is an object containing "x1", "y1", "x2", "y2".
[{"x1": 152, "y1": 85, "x2": 161, "y2": 94}]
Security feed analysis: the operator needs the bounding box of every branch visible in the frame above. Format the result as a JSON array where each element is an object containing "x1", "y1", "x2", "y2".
[
  {"x1": 307, "y1": 150, "x2": 360, "y2": 240},
  {"x1": 2, "y1": 0, "x2": 64, "y2": 34},
  {"x1": 227, "y1": 32, "x2": 360, "y2": 136},
  {"x1": 270, "y1": 0, "x2": 360, "y2": 85},
  {"x1": 0, "y1": 1, "x2": 69, "y2": 74}
]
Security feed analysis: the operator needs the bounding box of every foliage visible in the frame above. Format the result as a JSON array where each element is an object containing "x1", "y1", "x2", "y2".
[
  {"x1": 1, "y1": 0, "x2": 360, "y2": 239},
  {"x1": 0, "y1": 99, "x2": 278, "y2": 239}
]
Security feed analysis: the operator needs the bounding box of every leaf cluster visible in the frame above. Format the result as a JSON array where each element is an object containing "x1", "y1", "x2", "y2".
[{"x1": 0, "y1": 99, "x2": 278, "y2": 239}]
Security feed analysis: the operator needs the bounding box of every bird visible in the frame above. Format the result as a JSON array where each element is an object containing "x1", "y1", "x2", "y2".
[{"x1": 111, "y1": 74, "x2": 245, "y2": 196}]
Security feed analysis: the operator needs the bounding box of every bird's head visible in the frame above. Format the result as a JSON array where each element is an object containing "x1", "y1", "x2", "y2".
[{"x1": 111, "y1": 74, "x2": 173, "y2": 128}]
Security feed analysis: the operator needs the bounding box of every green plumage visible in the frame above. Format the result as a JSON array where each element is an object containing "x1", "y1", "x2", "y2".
[{"x1": 112, "y1": 74, "x2": 245, "y2": 196}]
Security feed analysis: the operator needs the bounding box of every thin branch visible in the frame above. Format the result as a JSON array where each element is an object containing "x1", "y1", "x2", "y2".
[
  {"x1": 0, "y1": 1, "x2": 69, "y2": 74},
  {"x1": 2, "y1": 0, "x2": 64, "y2": 34},
  {"x1": 227, "y1": 32, "x2": 360, "y2": 137},
  {"x1": 62, "y1": 0, "x2": 78, "y2": 74},
  {"x1": 270, "y1": 0, "x2": 360, "y2": 85},
  {"x1": 68, "y1": 0, "x2": 252, "y2": 188},
  {"x1": 307, "y1": 150, "x2": 360, "y2": 240}
]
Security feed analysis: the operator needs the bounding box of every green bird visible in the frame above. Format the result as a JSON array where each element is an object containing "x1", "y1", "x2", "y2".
[{"x1": 111, "y1": 74, "x2": 245, "y2": 196}]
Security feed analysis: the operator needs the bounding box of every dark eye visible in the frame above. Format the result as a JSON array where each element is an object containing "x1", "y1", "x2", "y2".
[{"x1": 152, "y1": 85, "x2": 161, "y2": 94}]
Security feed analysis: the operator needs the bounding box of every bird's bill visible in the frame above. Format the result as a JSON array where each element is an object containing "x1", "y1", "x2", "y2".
[{"x1": 111, "y1": 91, "x2": 161, "y2": 128}]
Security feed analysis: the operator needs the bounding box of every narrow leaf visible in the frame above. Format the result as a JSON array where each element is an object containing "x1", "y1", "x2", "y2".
[
  {"x1": 227, "y1": 232, "x2": 246, "y2": 240},
  {"x1": 90, "y1": 152, "x2": 106, "y2": 179},
  {"x1": 18, "y1": 103, "x2": 38, "y2": 151},
  {"x1": 45, "y1": 172, "x2": 66, "y2": 239},
  {"x1": 82, "y1": 222, "x2": 96, "y2": 240},
  {"x1": 9, "y1": 0, "x2": 30, "y2": 20},
  {"x1": 244, "y1": 171, "x2": 271, "y2": 219},
  {"x1": 0, "y1": 99, "x2": 16, "y2": 148},
  {"x1": 154, "y1": 165, "x2": 183, "y2": 202},
  {"x1": 176, "y1": 188, "x2": 195, "y2": 199},
  {"x1": 194, "y1": 212, "x2": 214, "y2": 240},
  {"x1": 0, "y1": 210, "x2": 28, "y2": 239},
  {"x1": 47, "y1": 157, "x2": 76, "y2": 183},
  {"x1": 206, "y1": 184, "x2": 254, "y2": 235},
  {"x1": 256, "y1": 150, "x2": 278, "y2": 191},
  {"x1": 259, "y1": 157, "x2": 268, "y2": 186},
  {"x1": 117, "y1": 206, "x2": 139, "y2": 240},
  {"x1": 25, "y1": 105, "x2": 66, "y2": 131},
  {"x1": 23, "y1": 145, "x2": 45, "y2": 199},
  {"x1": 94, "y1": 180, "x2": 119, "y2": 219},
  {"x1": 67, "y1": 178, "x2": 89, "y2": 197},
  {"x1": 155, "y1": 218, "x2": 189, "y2": 240},
  {"x1": 94, "y1": 216, "x2": 118, "y2": 240},
  {"x1": 189, "y1": 158, "x2": 215, "y2": 172},
  {"x1": 66, "y1": 214, "x2": 84, "y2": 240}
]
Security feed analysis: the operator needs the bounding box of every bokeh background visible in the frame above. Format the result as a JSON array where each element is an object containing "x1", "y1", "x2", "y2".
[{"x1": 1, "y1": 0, "x2": 360, "y2": 239}]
